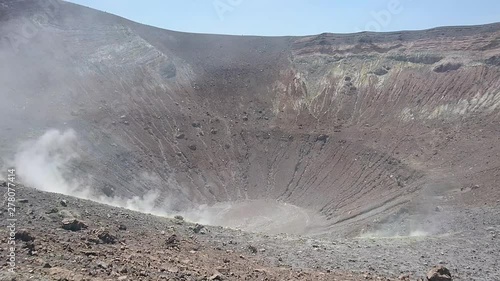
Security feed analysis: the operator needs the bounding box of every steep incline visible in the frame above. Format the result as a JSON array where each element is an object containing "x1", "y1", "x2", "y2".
[{"x1": 1, "y1": 0, "x2": 499, "y2": 235}]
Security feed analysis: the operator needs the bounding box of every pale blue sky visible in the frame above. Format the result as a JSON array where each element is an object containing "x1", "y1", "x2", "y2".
[{"x1": 66, "y1": 0, "x2": 500, "y2": 36}]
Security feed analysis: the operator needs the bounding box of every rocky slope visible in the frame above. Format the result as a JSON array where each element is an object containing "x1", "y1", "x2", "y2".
[
  {"x1": 2, "y1": 185, "x2": 499, "y2": 280},
  {"x1": 0, "y1": 185, "x2": 375, "y2": 280}
]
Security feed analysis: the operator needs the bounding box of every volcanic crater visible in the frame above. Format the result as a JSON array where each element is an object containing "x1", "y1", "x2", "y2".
[{"x1": 1, "y1": 2, "x2": 500, "y2": 279}]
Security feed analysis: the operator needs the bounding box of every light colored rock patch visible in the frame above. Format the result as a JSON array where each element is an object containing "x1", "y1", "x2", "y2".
[{"x1": 401, "y1": 91, "x2": 500, "y2": 121}]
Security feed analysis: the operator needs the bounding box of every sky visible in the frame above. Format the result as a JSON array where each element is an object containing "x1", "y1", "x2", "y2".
[{"x1": 66, "y1": 0, "x2": 500, "y2": 36}]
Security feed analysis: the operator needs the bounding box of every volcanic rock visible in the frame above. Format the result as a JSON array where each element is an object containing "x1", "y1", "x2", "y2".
[
  {"x1": 426, "y1": 266, "x2": 452, "y2": 281},
  {"x1": 61, "y1": 218, "x2": 88, "y2": 231},
  {"x1": 15, "y1": 229, "x2": 34, "y2": 242}
]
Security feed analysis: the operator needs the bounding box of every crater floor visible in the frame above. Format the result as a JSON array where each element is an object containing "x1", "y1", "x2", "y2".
[{"x1": 184, "y1": 199, "x2": 330, "y2": 235}]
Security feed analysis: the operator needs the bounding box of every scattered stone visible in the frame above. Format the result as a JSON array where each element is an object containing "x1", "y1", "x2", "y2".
[
  {"x1": 43, "y1": 262, "x2": 52, "y2": 268},
  {"x1": 61, "y1": 218, "x2": 88, "y2": 231},
  {"x1": 175, "y1": 133, "x2": 185, "y2": 139},
  {"x1": 97, "y1": 229, "x2": 118, "y2": 244},
  {"x1": 15, "y1": 229, "x2": 35, "y2": 242},
  {"x1": 248, "y1": 245, "x2": 258, "y2": 254},
  {"x1": 96, "y1": 260, "x2": 108, "y2": 269},
  {"x1": 316, "y1": 134, "x2": 328, "y2": 142},
  {"x1": 211, "y1": 128, "x2": 218, "y2": 134},
  {"x1": 427, "y1": 266, "x2": 452, "y2": 281},
  {"x1": 25, "y1": 241, "x2": 36, "y2": 254},
  {"x1": 216, "y1": 267, "x2": 230, "y2": 275},
  {"x1": 193, "y1": 224, "x2": 205, "y2": 234},
  {"x1": 81, "y1": 250, "x2": 99, "y2": 256},
  {"x1": 192, "y1": 122, "x2": 201, "y2": 128},
  {"x1": 48, "y1": 267, "x2": 86, "y2": 279},
  {"x1": 118, "y1": 224, "x2": 127, "y2": 231},
  {"x1": 209, "y1": 273, "x2": 224, "y2": 280},
  {"x1": 118, "y1": 265, "x2": 128, "y2": 274},
  {"x1": 433, "y1": 62, "x2": 462, "y2": 73},
  {"x1": 188, "y1": 144, "x2": 197, "y2": 151},
  {"x1": 18, "y1": 198, "x2": 29, "y2": 203},
  {"x1": 174, "y1": 215, "x2": 184, "y2": 221},
  {"x1": 165, "y1": 234, "x2": 179, "y2": 248},
  {"x1": 46, "y1": 207, "x2": 59, "y2": 214},
  {"x1": 398, "y1": 274, "x2": 411, "y2": 280},
  {"x1": 60, "y1": 199, "x2": 68, "y2": 207}
]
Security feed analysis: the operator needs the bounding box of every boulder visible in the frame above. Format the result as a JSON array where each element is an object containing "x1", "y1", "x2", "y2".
[
  {"x1": 60, "y1": 199, "x2": 68, "y2": 207},
  {"x1": 193, "y1": 224, "x2": 204, "y2": 234},
  {"x1": 427, "y1": 266, "x2": 452, "y2": 281},
  {"x1": 15, "y1": 229, "x2": 35, "y2": 242},
  {"x1": 61, "y1": 218, "x2": 88, "y2": 231},
  {"x1": 165, "y1": 234, "x2": 179, "y2": 248},
  {"x1": 97, "y1": 230, "x2": 117, "y2": 244}
]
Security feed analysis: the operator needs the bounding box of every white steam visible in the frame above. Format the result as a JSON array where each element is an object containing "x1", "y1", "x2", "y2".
[
  {"x1": 13, "y1": 129, "x2": 171, "y2": 216},
  {"x1": 14, "y1": 129, "x2": 90, "y2": 197},
  {"x1": 11, "y1": 129, "x2": 328, "y2": 235},
  {"x1": 94, "y1": 188, "x2": 168, "y2": 216},
  {"x1": 359, "y1": 228, "x2": 429, "y2": 239}
]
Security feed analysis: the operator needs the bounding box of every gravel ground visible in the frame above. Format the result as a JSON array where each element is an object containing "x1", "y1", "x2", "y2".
[{"x1": 1, "y1": 186, "x2": 499, "y2": 280}]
